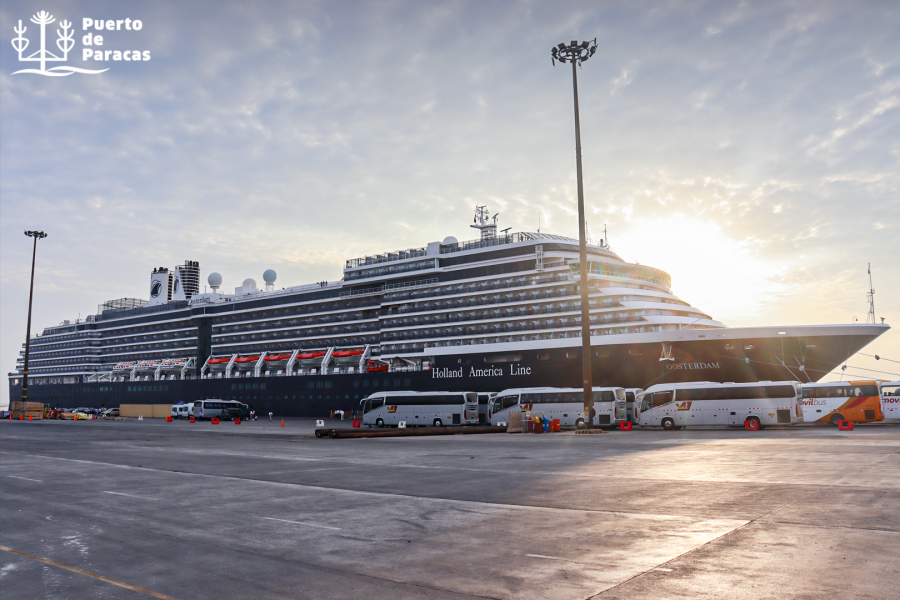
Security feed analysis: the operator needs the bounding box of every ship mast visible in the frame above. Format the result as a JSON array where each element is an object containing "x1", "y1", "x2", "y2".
[{"x1": 866, "y1": 263, "x2": 876, "y2": 324}]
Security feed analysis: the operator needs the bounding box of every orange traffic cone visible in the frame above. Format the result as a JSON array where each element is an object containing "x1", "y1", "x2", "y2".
[
  {"x1": 29, "y1": 415, "x2": 33, "y2": 421},
  {"x1": 281, "y1": 419, "x2": 284, "y2": 428},
  {"x1": 20, "y1": 414, "x2": 24, "y2": 421}
]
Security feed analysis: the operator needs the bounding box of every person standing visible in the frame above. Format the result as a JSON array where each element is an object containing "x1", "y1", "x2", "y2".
[{"x1": 268, "y1": 411, "x2": 273, "y2": 421}]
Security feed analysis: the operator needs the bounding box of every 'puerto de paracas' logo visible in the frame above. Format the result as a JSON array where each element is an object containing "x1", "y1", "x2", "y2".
[{"x1": 12, "y1": 11, "x2": 149, "y2": 76}]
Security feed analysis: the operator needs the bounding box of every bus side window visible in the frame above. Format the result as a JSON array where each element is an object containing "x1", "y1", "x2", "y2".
[{"x1": 651, "y1": 391, "x2": 673, "y2": 408}]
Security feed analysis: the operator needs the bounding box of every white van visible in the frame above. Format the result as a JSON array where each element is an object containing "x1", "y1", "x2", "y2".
[{"x1": 171, "y1": 404, "x2": 192, "y2": 419}]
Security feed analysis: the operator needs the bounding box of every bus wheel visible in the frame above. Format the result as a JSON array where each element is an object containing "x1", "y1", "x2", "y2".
[
  {"x1": 830, "y1": 414, "x2": 845, "y2": 426},
  {"x1": 376, "y1": 418, "x2": 384, "y2": 428},
  {"x1": 433, "y1": 418, "x2": 443, "y2": 427},
  {"x1": 575, "y1": 418, "x2": 585, "y2": 429},
  {"x1": 661, "y1": 418, "x2": 675, "y2": 431}
]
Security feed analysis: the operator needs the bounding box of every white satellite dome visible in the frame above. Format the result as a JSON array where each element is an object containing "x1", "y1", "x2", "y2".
[
  {"x1": 263, "y1": 269, "x2": 277, "y2": 284},
  {"x1": 207, "y1": 272, "x2": 223, "y2": 288},
  {"x1": 442, "y1": 236, "x2": 458, "y2": 245},
  {"x1": 242, "y1": 278, "x2": 257, "y2": 289}
]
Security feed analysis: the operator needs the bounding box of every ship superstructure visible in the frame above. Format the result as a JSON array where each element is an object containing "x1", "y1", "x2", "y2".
[{"x1": 8, "y1": 209, "x2": 890, "y2": 415}]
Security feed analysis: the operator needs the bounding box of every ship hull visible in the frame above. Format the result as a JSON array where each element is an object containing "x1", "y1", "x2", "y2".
[{"x1": 9, "y1": 325, "x2": 887, "y2": 417}]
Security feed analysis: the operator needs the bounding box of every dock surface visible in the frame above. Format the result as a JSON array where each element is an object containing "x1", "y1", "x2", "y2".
[{"x1": 1, "y1": 418, "x2": 897, "y2": 599}]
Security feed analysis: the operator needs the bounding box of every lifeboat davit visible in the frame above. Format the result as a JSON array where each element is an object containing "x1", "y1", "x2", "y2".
[
  {"x1": 366, "y1": 360, "x2": 389, "y2": 373},
  {"x1": 263, "y1": 354, "x2": 293, "y2": 368},
  {"x1": 113, "y1": 363, "x2": 135, "y2": 371},
  {"x1": 331, "y1": 349, "x2": 365, "y2": 365},
  {"x1": 297, "y1": 351, "x2": 327, "y2": 366}
]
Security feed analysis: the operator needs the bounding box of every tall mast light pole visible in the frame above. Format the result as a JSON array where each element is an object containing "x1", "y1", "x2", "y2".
[
  {"x1": 551, "y1": 39, "x2": 598, "y2": 429},
  {"x1": 22, "y1": 230, "x2": 48, "y2": 405}
]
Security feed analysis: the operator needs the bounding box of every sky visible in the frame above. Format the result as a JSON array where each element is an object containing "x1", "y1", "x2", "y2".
[{"x1": 2, "y1": 0, "x2": 898, "y2": 408}]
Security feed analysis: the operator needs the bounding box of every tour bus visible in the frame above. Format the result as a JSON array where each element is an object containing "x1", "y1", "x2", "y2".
[
  {"x1": 636, "y1": 381, "x2": 802, "y2": 430},
  {"x1": 489, "y1": 387, "x2": 626, "y2": 429},
  {"x1": 190, "y1": 399, "x2": 248, "y2": 421},
  {"x1": 623, "y1": 388, "x2": 644, "y2": 423},
  {"x1": 361, "y1": 391, "x2": 479, "y2": 427},
  {"x1": 880, "y1": 381, "x2": 900, "y2": 420},
  {"x1": 798, "y1": 381, "x2": 884, "y2": 425}
]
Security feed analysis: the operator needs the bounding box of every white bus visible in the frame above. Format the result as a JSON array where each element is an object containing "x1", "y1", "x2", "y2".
[
  {"x1": 879, "y1": 381, "x2": 900, "y2": 420},
  {"x1": 489, "y1": 387, "x2": 625, "y2": 429},
  {"x1": 799, "y1": 381, "x2": 884, "y2": 425},
  {"x1": 361, "y1": 391, "x2": 479, "y2": 428},
  {"x1": 190, "y1": 399, "x2": 247, "y2": 421},
  {"x1": 636, "y1": 381, "x2": 802, "y2": 430}
]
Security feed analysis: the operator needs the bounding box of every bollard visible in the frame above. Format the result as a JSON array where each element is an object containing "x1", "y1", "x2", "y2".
[
  {"x1": 211, "y1": 417, "x2": 220, "y2": 425},
  {"x1": 235, "y1": 418, "x2": 241, "y2": 425},
  {"x1": 619, "y1": 421, "x2": 633, "y2": 431},
  {"x1": 744, "y1": 419, "x2": 760, "y2": 431},
  {"x1": 352, "y1": 420, "x2": 361, "y2": 428},
  {"x1": 189, "y1": 416, "x2": 195, "y2": 423},
  {"x1": 837, "y1": 420, "x2": 855, "y2": 431}
]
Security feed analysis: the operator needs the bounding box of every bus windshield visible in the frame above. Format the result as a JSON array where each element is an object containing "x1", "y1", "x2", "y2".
[{"x1": 641, "y1": 391, "x2": 673, "y2": 412}]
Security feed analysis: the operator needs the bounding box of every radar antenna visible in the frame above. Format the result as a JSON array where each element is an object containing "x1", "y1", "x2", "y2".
[
  {"x1": 471, "y1": 205, "x2": 499, "y2": 241},
  {"x1": 866, "y1": 263, "x2": 876, "y2": 324}
]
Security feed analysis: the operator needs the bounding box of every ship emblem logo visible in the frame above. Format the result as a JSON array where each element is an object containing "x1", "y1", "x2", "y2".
[
  {"x1": 150, "y1": 280, "x2": 162, "y2": 298},
  {"x1": 11, "y1": 11, "x2": 108, "y2": 76}
]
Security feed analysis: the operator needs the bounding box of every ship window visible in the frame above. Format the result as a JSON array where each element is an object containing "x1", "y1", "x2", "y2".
[
  {"x1": 485, "y1": 354, "x2": 522, "y2": 364},
  {"x1": 566, "y1": 351, "x2": 578, "y2": 359},
  {"x1": 536, "y1": 353, "x2": 550, "y2": 360}
]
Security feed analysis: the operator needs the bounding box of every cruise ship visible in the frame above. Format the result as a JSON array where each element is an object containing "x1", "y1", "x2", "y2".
[{"x1": 8, "y1": 207, "x2": 889, "y2": 416}]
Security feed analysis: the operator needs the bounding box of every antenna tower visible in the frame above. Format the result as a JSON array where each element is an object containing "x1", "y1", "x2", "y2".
[
  {"x1": 866, "y1": 263, "x2": 876, "y2": 324},
  {"x1": 471, "y1": 206, "x2": 499, "y2": 241}
]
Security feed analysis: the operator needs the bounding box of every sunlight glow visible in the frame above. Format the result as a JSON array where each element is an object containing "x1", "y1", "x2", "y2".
[{"x1": 610, "y1": 215, "x2": 788, "y2": 325}]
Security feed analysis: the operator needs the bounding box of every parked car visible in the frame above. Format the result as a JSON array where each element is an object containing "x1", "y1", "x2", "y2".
[{"x1": 101, "y1": 408, "x2": 120, "y2": 418}]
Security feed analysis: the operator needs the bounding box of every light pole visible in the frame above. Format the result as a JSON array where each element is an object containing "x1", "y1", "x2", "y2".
[
  {"x1": 551, "y1": 39, "x2": 598, "y2": 428},
  {"x1": 22, "y1": 230, "x2": 47, "y2": 405}
]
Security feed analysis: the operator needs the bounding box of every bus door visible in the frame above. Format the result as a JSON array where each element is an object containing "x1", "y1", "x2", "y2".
[
  {"x1": 491, "y1": 394, "x2": 519, "y2": 425},
  {"x1": 671, "y1": 391, "x2": 694, "y2": 427}
]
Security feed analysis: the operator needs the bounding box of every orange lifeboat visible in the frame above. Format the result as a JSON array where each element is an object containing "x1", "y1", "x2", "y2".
[
  {"x1": 263, "y1": 354, "x2": 293, "y2": 367},
  {"x1": 297, "y1": 351, "x2": 327, "y2": 366},
  {"x1": 332, "y1": 349, "x2": 365, "y2": 365}
]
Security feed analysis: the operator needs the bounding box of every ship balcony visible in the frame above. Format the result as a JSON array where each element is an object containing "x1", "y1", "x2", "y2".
[{"x1": 380, "y1": 271, "x2": 573, "y2": 305}]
